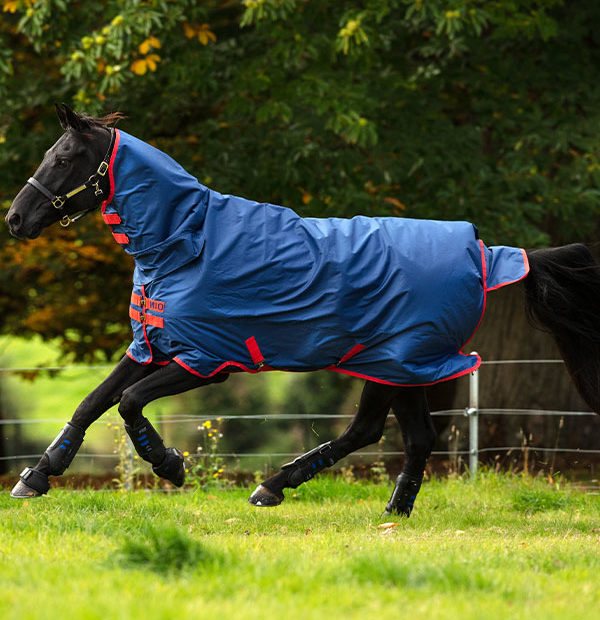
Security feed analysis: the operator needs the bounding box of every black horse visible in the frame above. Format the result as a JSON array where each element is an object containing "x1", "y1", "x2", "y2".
[{"x1": 5, "y1": 105, "x2": 600, "y2": 513}]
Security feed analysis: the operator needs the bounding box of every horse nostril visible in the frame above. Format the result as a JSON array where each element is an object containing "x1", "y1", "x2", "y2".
[{"x1": 7, "y1": 212, "x2": 22, "y2": 230}]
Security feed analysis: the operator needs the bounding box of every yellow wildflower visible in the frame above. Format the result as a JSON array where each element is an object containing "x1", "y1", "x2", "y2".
[
  {"x1": 202, "y1": 420, "x2": 212, "y2": 429},
  {"x1": 111, "y1": 15, "x2": 124, "y2": 27}
]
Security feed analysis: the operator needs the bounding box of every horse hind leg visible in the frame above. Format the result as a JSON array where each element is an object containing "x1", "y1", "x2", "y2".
[
  {"x1": 249, "y1": 441, "x2": 342, "y2": 506},
  {"x1": 385, "y1": 387, "x2": 435, "y2": 517},
  {"x1": 249, "y1": 380, "x2": 398, "y2": 507}
]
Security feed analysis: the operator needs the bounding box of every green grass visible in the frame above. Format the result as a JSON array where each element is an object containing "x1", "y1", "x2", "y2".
[{"x1": 0, "y1": 473, "x2": 598, "y2": 619}]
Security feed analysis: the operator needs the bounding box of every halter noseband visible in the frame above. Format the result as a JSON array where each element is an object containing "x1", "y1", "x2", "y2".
[{"x1": 26, "y1": 128, "x2": 116, "y2": 228}]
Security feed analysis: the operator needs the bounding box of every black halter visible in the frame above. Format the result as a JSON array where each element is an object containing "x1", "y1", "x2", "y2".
[{"x1": 26, "y1": 128, "x2": 116, "y2": 228}]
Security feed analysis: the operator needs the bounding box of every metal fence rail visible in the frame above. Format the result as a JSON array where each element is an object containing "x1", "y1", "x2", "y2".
[{"x1": 0, "y1": 356, "x2": 599, "y2": 475}]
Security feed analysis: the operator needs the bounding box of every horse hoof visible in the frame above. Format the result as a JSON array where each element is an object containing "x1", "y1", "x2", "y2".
[
  {"x1": 384, "y1": 506, "x2": 411, "y2": 518},
  {"x1": 248, "y1": 484, "x2": 284, "y2": 507},
  {"x1": 152, "y1": 447, "x2": 185, "y2": 487},
  {"x1": 10, "y1": 479, "x2": 45, "y2": 499}
]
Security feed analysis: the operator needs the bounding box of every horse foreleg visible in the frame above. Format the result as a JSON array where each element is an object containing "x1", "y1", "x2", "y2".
[
  {"x1": 385, "y1": 386, "x2": 435, "y2": 517},
  {"x1": 11, "y1": 356, "x2": 156, "y2": 498},
  {"x1": 116, "y1": 362, "x2": 228, "y2": 486},
  {"x1": 249, "y1": 380, "x2": 399, "y2": 507}
]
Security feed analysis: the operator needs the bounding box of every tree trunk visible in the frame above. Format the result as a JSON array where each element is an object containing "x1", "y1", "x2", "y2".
[{"x1": 432, "y1": 283, "x2": 598, "y2": 470}]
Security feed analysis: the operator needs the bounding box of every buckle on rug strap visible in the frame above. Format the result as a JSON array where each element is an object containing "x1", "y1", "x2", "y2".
[{"x1": 129, "y1": 306, "x2": 164, "y2": 328}]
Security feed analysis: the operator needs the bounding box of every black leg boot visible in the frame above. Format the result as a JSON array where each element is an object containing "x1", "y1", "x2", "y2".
[
  {"x1": 11, "y1": 423, "x2": 85, "y2": 498},
  {"x1": 249, "y1": 441, "x2": 338, "y2": 507},
  {"x1": 385, "y1": 472, "x2": 423, "y2": 517},
  {"x1": 125, "y1": 417, "x2": 185, "y2": 487}
]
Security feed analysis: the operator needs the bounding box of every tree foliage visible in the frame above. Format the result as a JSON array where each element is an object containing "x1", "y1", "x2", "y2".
[{"x1": 1, "y1": 0, "x2": 599, "y2": 359}]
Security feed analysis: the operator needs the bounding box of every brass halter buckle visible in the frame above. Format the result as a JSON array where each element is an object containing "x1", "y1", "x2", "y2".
[
  {"x1": 92, "y1": 178, "x2": 103, "y2": 197},
  {"x1": 59, "y1": 215, "x2": 72, "y2": 228},
  {"x1": 52, "y1": 196, "x2": 65, "y2": 210}
]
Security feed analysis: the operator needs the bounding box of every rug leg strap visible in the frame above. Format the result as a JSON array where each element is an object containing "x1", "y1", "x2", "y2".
[{"x1": 385, "y1": 472, "x2": 423, "y2": 517}]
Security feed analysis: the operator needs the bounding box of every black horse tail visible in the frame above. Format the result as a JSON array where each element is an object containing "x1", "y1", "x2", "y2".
[{"x1": 524, "y1": 243, "x2": 600, "y2": 413}]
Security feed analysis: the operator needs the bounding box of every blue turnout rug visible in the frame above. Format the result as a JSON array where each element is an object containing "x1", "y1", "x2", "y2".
[{"x1": 100, "y1": 130, "x2": 528, "y2": 386}]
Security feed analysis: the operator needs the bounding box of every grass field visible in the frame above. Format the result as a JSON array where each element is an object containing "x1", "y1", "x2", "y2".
[{"x1": 0, "y1": 474, "x2": 598, "y2": 620}]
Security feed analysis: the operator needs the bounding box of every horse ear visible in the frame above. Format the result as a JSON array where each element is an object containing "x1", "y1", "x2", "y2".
[
  {"x1": 55, "y1": 103, "x2": 70, "y2": 130},
  {"x1": 55, "y1": 103, "x2": 90, "y2": 132}
]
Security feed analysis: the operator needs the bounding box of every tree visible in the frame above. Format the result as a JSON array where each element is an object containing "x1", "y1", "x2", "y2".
[{"x1": 1, "y1": 0, "x2": 600, "y2": 360}]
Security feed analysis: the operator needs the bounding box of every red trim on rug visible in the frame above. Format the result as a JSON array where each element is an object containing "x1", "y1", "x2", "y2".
[
  {"x1": 485, "y1": 247, "x2": 531, "y2": 292},
  {"x1": 173, "y1": 356, "x2": 274, "y2": 378},
  {"x1": 328, "y1": 357, "x2": 482, "y2": 387},
  {"x1": 125, "y1": 349, "x2": 139, "y2": 363},
  {"x1": 459, "y1": 239, "x2": 488, "y2": 353},
  {"x1": 101, "y1": 128, "x2": 120, "y2": 216},
  {"x1": 337, "y1": 344, "x2": 366, "y2": 366},
  {"x1": 126, "y1": 349, "x2": 170, "y2": 367}
]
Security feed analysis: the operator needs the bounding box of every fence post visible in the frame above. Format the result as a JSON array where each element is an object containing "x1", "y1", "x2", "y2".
[{"x1": 466, "y1": 353, "x2": 479, "y2": 477}]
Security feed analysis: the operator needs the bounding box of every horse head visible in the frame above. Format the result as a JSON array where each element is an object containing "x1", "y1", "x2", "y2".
[{"x1": 5, "y1": 104, "x2": 117, "y2": 239}]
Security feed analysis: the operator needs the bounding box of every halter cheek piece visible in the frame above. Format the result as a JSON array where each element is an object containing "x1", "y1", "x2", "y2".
[{"x1": 26, "y1": 128, "x2": 116, "y2": 228}]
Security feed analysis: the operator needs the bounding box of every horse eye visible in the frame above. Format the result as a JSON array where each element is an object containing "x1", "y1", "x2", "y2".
[{"x1": 56, "y1": 159, "x2": 69, "y2": 168}]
